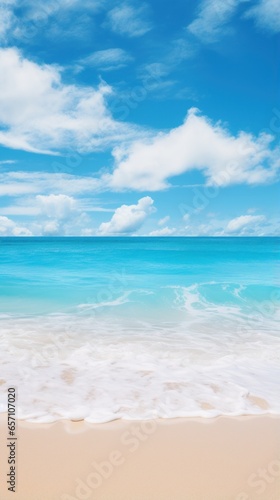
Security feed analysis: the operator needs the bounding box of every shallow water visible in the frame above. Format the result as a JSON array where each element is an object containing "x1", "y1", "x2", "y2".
[{"x1": 0, "y1": 237, "x2": 279, "y2": 422}]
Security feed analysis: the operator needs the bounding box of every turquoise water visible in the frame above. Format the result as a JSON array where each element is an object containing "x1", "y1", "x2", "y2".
[
  {"x1": 0, "y1": 237, "x2": 279, "y2": 422},
  {"x1": 0, "y1": 237, "x2": 279, "y2": 315}
]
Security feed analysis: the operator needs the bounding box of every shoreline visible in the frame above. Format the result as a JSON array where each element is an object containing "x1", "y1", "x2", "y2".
[{"x1": 0, "y1": 415, "x2": 280, "y2": 500}]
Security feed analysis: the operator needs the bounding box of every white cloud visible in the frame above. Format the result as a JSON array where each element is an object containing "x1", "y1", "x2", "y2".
[
  {"x1": 245, "y1": 0, "x2": 280, "y2": 33},
  {"x1": 99, "y1": 196, "x2": 155, "y2": 235},
  {"x1": 183, "y1": 213, "x2": 190, "y2": 222},
  {"x1": 158, "y1": 215, "x2": 170, "y2": 226},
  {"x1": 79, "y1": 48, "x2": 133, "y2": 71},
  {"x1": 168, "y1": 38, "x2": 196, "y2": 63},
  {"x1": 38, "y1": 213, "x2": 93, "y2": 237},
  {"x1": 149, "y1": 226, "x2": 176, "y2": 236},
  {"x1": 0, "y1": 0, "x2": 17, "y2": 43},
  {"x1": 0, "y1": 198, "x2": 114, "y2": 216},
  {"x1": 187, "y1": 0, "x2": 280, "y2": 42},
  {"x1": 187, "y1": 0, "x2": 247, "y2": 42},
  {"x1": 226, "y1": 214, "x2": 266, "y2": 234},
  {"x1": 0, "y1": 0, "x2": 104, "y2": 44},
  {"x1": 0, "y1": 215, "x2": 32, "y2": 236},
  {"x1": 0, "y1": 171, "x2": 101, "y2": 197},
  {"x1": 177, "y1": 214, "x2": 268, "y2": 236},
  {"x1": 36, "y1": 194, "x2": 77, "y2": 219},
  {"x1": 21, "y1": 0, "x2": 103, "y2": 19},
  {"x1": 0, "y1": 192, "x2": 85, "y2": 236},
  {"x1": 0, "y1": 205, "x2": 40, "y2": 216},
  {"x1": 42, "y1": 219, "x2": 60, "y2": 236},
  {"x1": 34, "y1": 195, "x2": 94, "y2": 236},
  {"x1": 105, "y1": 108, "x2": 280, "y2": 191},
  {"x1": 1, "y1": 109, "x2": 279, "y2": 203},
  {"x1": 0, "y1": 47, "x2": 139, "y2": 154},
  {"x1": 39, "y1": 214, "x2": 91, "y2": 236},
  {"x1": 106, "y1": 3, "x2": 152, "y2": 37}
]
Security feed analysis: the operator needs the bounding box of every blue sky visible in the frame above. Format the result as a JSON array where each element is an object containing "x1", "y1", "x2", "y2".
[{"x1": 0, "y1": 0, "x2": 279, "y2": 236}]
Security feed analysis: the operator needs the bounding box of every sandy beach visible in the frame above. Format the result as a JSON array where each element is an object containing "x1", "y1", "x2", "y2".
[{"x1": 0, "y1": 415, "x2": 279, "y2": 500}]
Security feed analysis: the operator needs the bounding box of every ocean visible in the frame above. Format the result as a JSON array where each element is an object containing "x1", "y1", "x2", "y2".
[{"x1": 0, "y1": 237, "x2": 279, "y2": 422}]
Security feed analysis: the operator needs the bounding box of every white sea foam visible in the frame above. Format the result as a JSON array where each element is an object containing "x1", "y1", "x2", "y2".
[
  {"x1": 0, "y1": 284, "x2": 279, "y2": 422},
  {"x1": 0, "y1": 324, "x2": 279, "y2": 422},
  {"x1": 77, "y1": 291, "x2": 133, "y2": 310}
]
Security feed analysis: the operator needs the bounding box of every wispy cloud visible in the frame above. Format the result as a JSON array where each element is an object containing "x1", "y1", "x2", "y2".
[
  {"x1": 245, "y1": 0, "x2": 280, "y2": 33},
  {"x1": 187, "y1": 0, "x2": 248, "y2": 43},
  {"x1": 177, "y1": 214, "x2": 279, "y2": 236},
  {"x1": 0, "y1": 205, "x2": 41, "y2": 216},
  {"x1": 168, "y1": 37, "x2": 196, "y2": 63},
  {"x1": 0, "y1": 160, "x2": 16, "y2": 165},
  {"x1": 0, "y1": 171, "x2": 101, "y2": 197},
  {"x1": 158, "y1": 216, "x2": 170, "y2": 226},
  {"x1": 105, "y1": 3, "x2": 152, "y2": 38},
  {"x1": 226, "y1": 214, "x2": 266, "y2": 234},
  {"x1": 21, "y1": 0, "x2": 103, "y2": 19},
  {"x1": 0, "y1": 0, "x2": 104, "y2": 45},
  {"x1": 0, "y1": 199, "x2": 115, "y2": 216},
  {"x1": 0, "y1": 0, "x2": 17, "y2": 43},
  {"x1": 187, "y1": 0, "x2": 280, "y2": 43},
  {"x1": 79, "y1": 48, "x2": 133, "y2": 71},
  {"x1": 149, "y1": 226, "x2": 176, "y2": 236}
]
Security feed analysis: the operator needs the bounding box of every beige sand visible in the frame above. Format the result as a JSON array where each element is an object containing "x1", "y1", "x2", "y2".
[{"x1": 0, "y1": 415, "x2": 280, "y2": 500}]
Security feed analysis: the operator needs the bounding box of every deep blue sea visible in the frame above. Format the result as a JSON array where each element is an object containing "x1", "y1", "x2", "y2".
[{"x1": 0, "y1": 237, "x2": 279, "y2": 422}]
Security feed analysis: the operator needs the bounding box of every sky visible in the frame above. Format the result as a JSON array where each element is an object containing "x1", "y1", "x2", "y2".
[{"x1": 0, "y1": 0, "x2": 279, "y2": 236}]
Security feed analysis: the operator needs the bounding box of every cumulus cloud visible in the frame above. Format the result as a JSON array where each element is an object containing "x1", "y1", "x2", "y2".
[
  {"x1": 105, "y1": 108, "x2": 280, "y2": 191},
  {"x1": 149, "y1": 226, "x2": 176, "y2": 236},
  {"x1": 0, "y1": 47, "x2": 139, "y2": 154},
  {"x1": 35, "y1": 193, "x2": 94, "y2": 235},
  {"x1": 42, "y1": 219, "x2": 60, "y2": 236},
  {"x1": 0, "y1": 192, "x2": 97, "y2": 236},
  {"x1": 226, "y1": 214, "x2": 266, "y2": 234},
  {"x1": 106, "y1": 3, "x2": 152, "y2": 37},
  {"x1": 0, "y1": 215, "x2": 32, "y2": 236},
  {"x1": 245, "y1": 0, "x2": 280, "y2": 33},
  {"x1": 99, "y1": 196, "x2": 155, "y2": 235},
  {"x1": 36, "y1": 194, "x2": 77, "y2": 219},
  {"x1": 39, "y1": 215, "x2": 90, "y2": 236}
]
